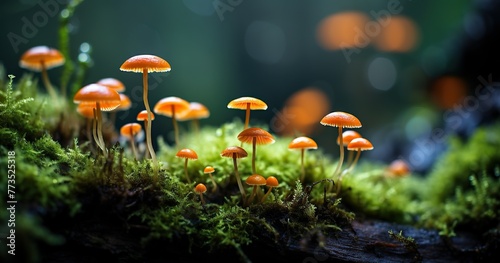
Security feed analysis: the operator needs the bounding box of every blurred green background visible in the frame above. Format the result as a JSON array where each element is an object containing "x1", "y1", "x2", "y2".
[{"x1": 1, "y1": 0, "x2": 499, "y2": 173}]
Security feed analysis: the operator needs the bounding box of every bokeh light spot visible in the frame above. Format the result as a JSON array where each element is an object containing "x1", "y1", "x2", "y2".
[
  {"x1": 245, "y1": 21, "x2": 286, "y2": 64},
  {"x1": 429, "y1": 76, "x2": 467, "y2": 109},
  {"x1": 374, "y1": 16, "x2": 419, "y2": 52},
  {"x1": 367, "y1": 57, "x2": 397, "y2": 91},
  {"x1": 316, "y1": 11, "x2": 370, "y2": 50}
]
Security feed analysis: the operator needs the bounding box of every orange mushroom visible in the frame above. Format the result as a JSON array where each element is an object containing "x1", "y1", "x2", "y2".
[
  {"x1": 288, "y1": 136, "x2": 318, "y2": 182},
  {"x1": 19, "y1": 45, "x2": 65, "y2": 100},
  {"x1": 203, "y1": 166, "x2": 217, "y2": 192},
  {"x1": 386, "y1": 159, "x2": 410, "y2": 178},
  {"x1": 261, "y1": 176, "x2": 279, "y2": 203},
  {"x1": 175, "y1": 148, "x2": 198, "y2": 183},
  {"x1": 153, "y1": 96, "x2": 190, "y2": 147},
  {"x1": 337, "y1": 130, "x2": 362, "y2": 167},
  {"x1": 220, "y1": 146, "x2": 248, "y2": 203},
  {"x1": 73, "y1": 83, "x2": 121, "y2": 156},
  {"x1": 76, "y1": 103, "x2": 96, "y2": 142},
  {"x1": 336, "y1": 137, "x2": 374, "y2": 196},
  {"x1": 245, "y1": 174, "x2": 266, "y2": 205},
  {"x1": 120, "y1": 55, "x2": 171, "y2": 168},
  {"x1": 137, "y1": 110, "x2": 155, "y2": 159},
  {"x1": 177, "y1": 102, "x2": 210, "y2": 133},
  {"x1": 227, "y1": 97, "x2": 268, "y2": 129},
  {"x1": 194, "y1": 183, "x2": 207, "y2": 205},
  {"x1": 320, "y1": 111, "x2": 362, "y2": 179},
  {"x1": 237, "y1": 127, "x2": 275, "y2": 174},
  {"x1": 107, "y1": 93, "x2": 132, "y2": 125},
  {"x1": 120, "y1": 123, "x2": 142, "y2": 160}
]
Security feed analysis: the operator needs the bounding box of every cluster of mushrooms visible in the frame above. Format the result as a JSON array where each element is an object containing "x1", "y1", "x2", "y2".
[{"x1": 19, "y1": 45, "x2": 376, "y2": 207}]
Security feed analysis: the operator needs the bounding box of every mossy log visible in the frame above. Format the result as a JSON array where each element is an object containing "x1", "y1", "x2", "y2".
[{"x1": 37, "y1": 216, "x2": 498, "y2": 263}]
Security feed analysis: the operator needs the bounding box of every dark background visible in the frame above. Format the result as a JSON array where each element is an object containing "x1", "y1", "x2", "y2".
[{"x1": 1, "y1": 0, "x2": 499, "y2": 174}]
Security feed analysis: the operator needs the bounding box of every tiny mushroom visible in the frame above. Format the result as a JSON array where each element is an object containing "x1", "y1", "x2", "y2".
[
  {"x1": 288, "y1": 136, "x2": 318, "y2": 182},
  {"x1": 194, "y1": 183, "x2": 207, "y2": 205},
  {"x1": 227, "y1": 97, "x2": 268, "y2": 129},
  {"x1": 154, "y1": 96, "x2": 190, "y2": 147},
  {"x1": 320, "y1": 111, "x2": 362, "y2": 178},
  {"x1": 137, "y1": 110, "x2": 155, "y2": 159},
  {"x1": 19, "y1": 45, "x2": 65, "y2": 100},
  {"x1": 175, "y1": 148, "x2": 198, "y2": 183},
  {"x1": 386, "y1": 159, "x2": 410, "y2": 178},
  {"x1": 120, "y1": 54, "x2": 171, "y2": 168},
  {"x1": 120, "y1": 123, "x2": 142, "y2": 160},
  {"x1": 337, "y1": 130, "x2": 362, "y2": 167},
  {"x1": 245, "y1": 174, "x2": 267, "y2": 205},
  {"x1": 203, "y1": 166, "x2": 217, "y2": 192},
  {"x1": 261, "y1": 176, "x2": 279, "y2": 203},
  {"x1": 237, "y1": 127, "x2": 275, "y2": 174},
  {"x1": 335, "y1": 137, "x2": 374, "y2": 196},
  {"x1": 220, "y1": 146, "x2": 248, "y2": 203}
]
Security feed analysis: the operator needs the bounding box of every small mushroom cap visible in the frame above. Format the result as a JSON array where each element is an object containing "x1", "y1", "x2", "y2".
[
  {"x1": 120, "y1": 54, "x2": 171, "y2": 73},
  {"x1": 153, "y1": 96, "x2": 190, "y2": 117},
  {"x1": 347, "y1": 138, "x2": 374, "y2": 151},
  {"x1": 237, "y1": 127, "x2": 275, "y2": 145},
  {"x1": 387, "y1": 159, "x2": 410, "y2": 176},
  {"x1": 245, "y1": 174, "x2": 267, "y2": 186},
  {"x1": 204, "y1": 166, "x2": 215, "y2": 174},
  {"x1": 227, "y1": 97, "x2": 268, "y2": 110},
  {"x1": 176, "y1": 148, "x2": 198, "y2": 160},
  {"x1": 97, "y1": 78, "x2": 125, "y2": 92},
  {"x1": 194, "y1": 183, "x2": 207, "y2": 194},
  {"x1": 137, "y1": 110, "x2": 155, "y2": 121},
  {"x1": 73, "y1": 83, "x2": 121, "y2": 111},
  {"x1": 320, "y1": 111, "x2": 362, "y2": 128},
  {"x1": 337, "y1": 130, "x2": 362, "y2": 146},
  {"x1": 266, "y1": 176, "x2": 279, "y2": 187},
  {"x1": 220, "y1": 146, "x2": 248, "y2": 159},
  {"x1": 76, "y1": 103, "x2": 96, "y2": 119},
  {"x1": 177, "y1": 102, "x2": 210, "y2": 121},
  {"x1": 120, "y1": 123, "x2": 142, "y2": 138},
  {"x1": 288, "y1": 136, "x2": 318, "y2": 150},
  {"x1": 19, "y1": 46, "x2": 65, "y2": 71}
]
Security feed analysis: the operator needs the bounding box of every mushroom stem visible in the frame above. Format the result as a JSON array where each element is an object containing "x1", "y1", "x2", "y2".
[
  {"x1": 260, "y1": 187, "x2": 274, "y2": 203},
  {"x1": 142, "y1": 69, "x2": 158, "y2": 170},
  {"x1": 348, "y1": 149, "x2": 362, "y2": 173},
  {"x1": 251, "y1": 137, "x2": 256, "y2": 174},
  {"x1": 244, "y1": 103, "x2": 251, "y2": 129},
  {"x1": 336, "y1": 149, "x2": 361, "y2": 196},
  {"x1": 40, "y1": 62, "x2": 58, "y2": 101},
  {"x1": 128, "y1": 125, "x2": 139, "y2": 160},
  {"x1": 233, "y1": 155, "x2": 247, "y2": 203},
  {"x1": 198, "y1": 193, "x2": 205, "y2": 205},
  {"x1": 95, "y1": 102, "x2": 108, "y2": 156},
  {"x1": 346, "y1": 150, "x2": 355, "y2": 167},
  {"x1": 333, "y1": 126, "x2": 344, "y2": 177},
  {"x1": 171, "y1": 105, "x2": 180, "y2": 147},
  {"x1": 300, "y1": 149, "x2": 305, "y2": 182},
  {"x1": 209, "y1": 174, "x2": 217, "y2": 192},
  {"x1": 92, "y1": 109, "x2": 101, "y2": 150},
  {"x1": 184, "y1": 158, "x2": 191, "y2": 183},
  {"x1": 247, "y1": 186, "x2": 259, "y2": 205}
]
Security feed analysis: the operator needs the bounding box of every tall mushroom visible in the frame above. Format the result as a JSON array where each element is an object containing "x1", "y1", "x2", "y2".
[
  {"x1": 120, "y1": 55, "x2": 171, "y2": 168},
  {"x1": 175, "y1": 148, "x2": 198, "y2": 183},
  {"x1": 320, "y1": 111, "x2": 362, "y2": 179},
  {"x1": 153, "y1": 96, "x2": 190, "y2": 147},
  {"x1": 337, "y1": 130, "x2": 362, "y2": 167},
  {"x1": 237, "y1": 127, "x2": 275, "y2": 174},
  {"x1": 288, "y1": 136, "x2": 318, "y2": 182},
  {"x1": 19, "y1": 46, "x2": 65, "y2": 101},
  {"x1": 220, "y1": 146, "x2": 248, "y2": 203},
  {"x1": 227, "y1": 97, "x2": 268, "y2": 130},
  {"x1": 73, "y1": 83, "x2": 121, "y2": 156}
]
